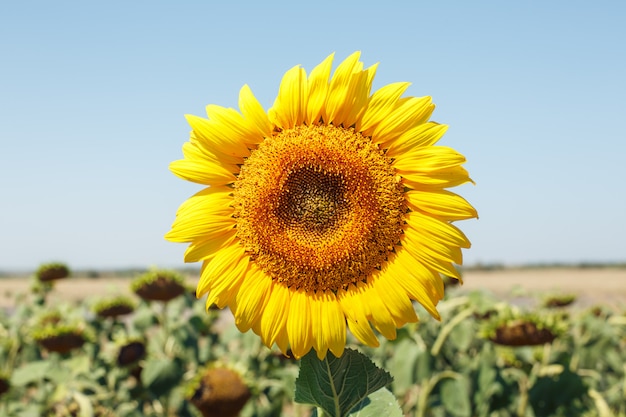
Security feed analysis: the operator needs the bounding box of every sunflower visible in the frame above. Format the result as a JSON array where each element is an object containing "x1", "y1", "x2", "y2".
[{"x1": 166, "y1": 52, "x2": 477, "y2": 359}]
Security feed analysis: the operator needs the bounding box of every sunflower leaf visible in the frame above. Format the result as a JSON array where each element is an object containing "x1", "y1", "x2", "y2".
[
  {"x1": 294, "y1": 348, "x2": 393, "y2": 417},
  {"x1": 346, "y1": 388, "x2": 403, "y2": 417}
]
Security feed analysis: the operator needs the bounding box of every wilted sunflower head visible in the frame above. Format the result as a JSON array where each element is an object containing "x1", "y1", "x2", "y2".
[
  {"x1": 93, "y1": 296, "x2": 136, "y2": 319},
  {"x1": 35, "y1": 262, "x2": 70, "y2": 282},
  {"x1": 32, "y1": 323, "x2": 92, "y2": 354},
  {"x1": 131, "y1": 269, "x2": 186, "y2": 302},
  {"x1": 166, "y1": 52, "x2": 477, "y2": 359},
  {"x1": 186, "y1": 364, "x2": 251, "y2": 417},
  {"x1": 116, "y1": 339, "x2": 146, "y2": 367},
  {"x1": 481, "y1": 308, "x2": 566, "y2": 347}
]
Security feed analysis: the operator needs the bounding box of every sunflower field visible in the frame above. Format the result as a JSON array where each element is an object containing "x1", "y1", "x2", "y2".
[{"x1": 1, "y1": 264, "x2": 625, "y2": 417}]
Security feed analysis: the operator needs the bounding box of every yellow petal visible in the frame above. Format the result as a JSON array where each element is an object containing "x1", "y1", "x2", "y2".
[
  {"x1": 260, "y1": 282, "x2": 291, "y2": 348},
  {"x1": 371, "y1": 96, "x2": 434, "y2": 145},
  {"x1": 406, "y1": 211, "x2": 471, "y2": 249},
  {"x1": 388, "y1": 250, "x2": 442, "y2": 319},
  {"x1": 165, "y1": 188, "x2": 235, "y2": 243},
  {"x1": 402, "y1": 166, "x2": 473, "y2": 189},
  {"x1": 205, "y1": 105, "x2": 255, "y2": 145},
  {"x1": 180, "y1": 141, "x2": 240, "y2": 174},
  {"x1": 183, "y1": 229, "x2": 236, "y2": 263},
  {"x1": 169, "y1": 159, "x2": 236, "y2": 186},
  {"x1": 311, "y1": 291, "x2": 346, "y2": 359},
  {"x1": 173, "y1": 186, "x2": 232, "y2": 216},
  {"x1": 338, "y1": 285, "x2": 380, "y2": 347},
  {"x1": 336, "y1": 63, "x2": 378, "y2": 128},
  {"x1": 196, "y1": 243, "x2": 246, "y2": 298},
  {"x1": 189, "y1": 131, "x2": 244, "y2": 166},
  {"x1": 372, "y1": 273, "x2": 418, "y2": 327},
  {"x1": 185, "y1": 114, "x2": 249, "y2": 160},
  {"x1": 323, "y1": 51, "x2": 363, "y2": 125},
  {"x1": 238, "y1": 84, "x2": 272, "y2": 140},
  {"x1": 234, "y1": 268, "x2": 272, "y2": 332},
  {"x1": 269, "y1": 65, "x2": 307, "y2": 129},
  {"x1": 406, "y1": 189, "x2": 478, "y2": 221},
  {"x1": 275, "y1": 326, "x2": 290, "y2": 356},
  {"x1": 394, "y1": 146, "x2": 466, "y2": 173},
  {"x1": 287, "y1": 289, "x2": 313, "y2": 359},
  {"x1": 402, "y1": 227, "x2": 464, "y2": 265},
  {"x1": 385, "y1": 122, "x2": 448, "y2": 158},
  {"x1": 361, "y1": 279, "x2": 397, "y2": 340},
  {"x1": 359, "y1": 82, "x2": 410, "y2": 134},
  {"x1": 306, "y1": 53, "x2": 334, "y2": 125},
  {"x1": 205, "y1": 251, "x2": 249, "y2": 308}
]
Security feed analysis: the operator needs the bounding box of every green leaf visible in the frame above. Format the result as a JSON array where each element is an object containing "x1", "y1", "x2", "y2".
[
  {"x1": 386, "y1": 338, "x2": 420, "y2": 396},
  {"x1": 440, "y1": 375, "x2": 471, "y2": 417},
  {"x1": 47, "y1": 364, "x2": 72, "y2": 384},
  {"x1": 294, "y1": 348, "x2": 393, "y2": 417},
  {"x1": 346, "y1": 388, "x2": 403, "y2": 417},
  {"x1": 11, "y1": 360, "x2": 50, "y2": 386},
  {"x1": 64, "y1": 355, "x2": 91, "y2": 377},
  {"x1": 141, "y1": 357, "x2": 184, "y2": 397}
]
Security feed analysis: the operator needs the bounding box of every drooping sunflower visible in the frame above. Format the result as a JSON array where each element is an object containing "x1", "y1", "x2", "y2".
[{"x1": 166, "y1": 52, "x2": 477, "y2": 359}]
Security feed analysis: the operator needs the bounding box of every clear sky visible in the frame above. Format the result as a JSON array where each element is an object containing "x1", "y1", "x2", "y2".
[{"x1": 1, "y1": 1, "x2": 625, "y2": 271}]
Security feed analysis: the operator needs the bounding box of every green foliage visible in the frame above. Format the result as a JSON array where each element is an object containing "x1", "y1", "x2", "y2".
[{"x1": 1, "y1": 272, "x2": 625, "y2": 417}]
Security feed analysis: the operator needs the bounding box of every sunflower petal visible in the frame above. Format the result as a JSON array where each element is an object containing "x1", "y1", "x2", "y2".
[
  {"x1": 260, "y1": 282, "x2": 291, "y2": 348},
  {"x1": 385, "y1": 122, "x2": 448, "y2": 158},
  {"x1": 371, "y1": 96, "x2": 434, "y2": 145},
  {"x1": 359, "y1": 82, "x2": 411, "y2": 134},
  {"x1": 338, "y1": 285, "x2": 380, "y2": 347},
  {"x1": 206, "y1": 254, "x2": 250, "y2": 309},
  {"x1": 185, "y1": 114, "x2": 249, "y2": 160},
  {"x1": 287, "y1": 289, "x2": 313, "y2": 359},
  {"x1": 239, "y1": 84, "x2": 272, "y2": 140},
  {"x1": 372, "y1": 274, "x2": 418, "y2": 327},
  {"x1": 311, "y1": 291, "x2": 346, "y2": 359},
  {"x1": 323, "y1": 51, "x2": 363, "y2": 125},
  {"x1": 234, "y1": 268, "x2": 272, "y2": 332},
  {"x1": 405, "y1": 211, "x2": 472, "y2": 249},
  {"x1": 406, "y1": 189, "x2": 478, "y2": 220},
  {"x1": 306, "y1": 53, "x2": 334, "y2": 125},
  {"x1": 402, "y1": 166, "x2": 473, "y2": 189},
  {"x1": 165, "y1": 188, "x2": 235, "y2": 243},
  {"x1": 337, "y1": 63, "x2": 378, "y2": 128},
  {"x1": 389, "y1": 250, "x2": 442, "y2": 319},
  {"x1": 169, "y1": 159, "x2": 236, "y2": 186},
  {"x1": 269, "y1": 65, "x2": 307, "y2": 129},
  {"x1": 361, "y1": 279, "x2": 397, "y2": 340},
  {"x1": 394, "y1": 146, "x2": 466, "y2": 173},
  {"x1": 402, "y1": 228, "x2": 464, "y2": 265},
  {"x1": 183, "y1": 229, "x2": 236, "y2": 263},
  {"x1": 196, "y1": 243, "x2": 247, "y2": 299}
]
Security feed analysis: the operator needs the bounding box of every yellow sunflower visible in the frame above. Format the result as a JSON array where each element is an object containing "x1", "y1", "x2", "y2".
[{"x1": 166, "y1": 52, "x2": 477, "y2": 359}]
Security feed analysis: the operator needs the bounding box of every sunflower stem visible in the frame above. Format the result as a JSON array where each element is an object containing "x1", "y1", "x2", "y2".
[
  {"x1": 430, "y1": 308, "x2": 474, "y2": 356},
  {"x1": 160, "y1": 302, "x2": 170, "y2": 352}
]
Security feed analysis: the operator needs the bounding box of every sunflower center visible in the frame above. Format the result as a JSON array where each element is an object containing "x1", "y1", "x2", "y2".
[
  {"x1": 276, "y1": 167, "x2": 347, "y2": 234},
  {"x1": 233, "y1": 124, "x2": 406, "y2": 292}
]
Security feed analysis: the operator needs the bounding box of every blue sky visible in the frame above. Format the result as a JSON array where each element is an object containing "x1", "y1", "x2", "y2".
[{"x1": 1, "y1": 1, "x2": 625, "y2": 271}]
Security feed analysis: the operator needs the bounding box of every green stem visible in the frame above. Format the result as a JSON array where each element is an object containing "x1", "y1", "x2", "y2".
[
  {"x1": 430, "y1": 308, "x2": 474, "y2": 356},
  {"x1": 415, "y1": 371, "x2": 461, "y2": 417},
  {"x1": 160, "y1": 302, "x2": 170, "y2": 351},
  {"x1": 516, "y1": 374, "x2": 529, "y2": 417}
]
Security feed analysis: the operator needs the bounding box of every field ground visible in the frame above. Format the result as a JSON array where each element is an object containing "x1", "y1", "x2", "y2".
[{"x1": 1, "y1": 268, "x2": 625, "y2": 311}]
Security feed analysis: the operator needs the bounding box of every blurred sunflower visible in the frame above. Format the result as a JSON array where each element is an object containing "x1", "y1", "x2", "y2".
[{"x1": 166, "y1": 52, "x2": 477, "y2": 359}]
